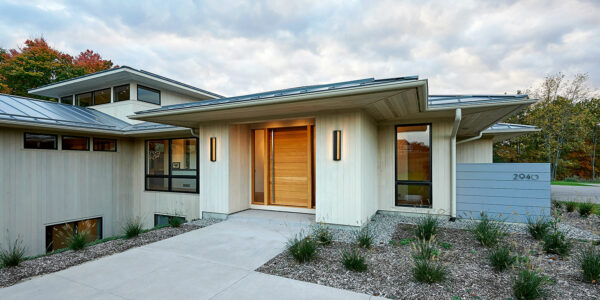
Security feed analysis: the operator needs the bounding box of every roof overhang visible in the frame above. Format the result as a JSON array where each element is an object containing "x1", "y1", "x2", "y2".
[
  {"x1": 129, "y1": 79, "x2": 430, "y2": 127},
  {"x1": 482, "y1": 123, "x2": 541, "y2": 142},
  {"x1": 28, "y1": 67, "x2": 220, "y2": 100}
]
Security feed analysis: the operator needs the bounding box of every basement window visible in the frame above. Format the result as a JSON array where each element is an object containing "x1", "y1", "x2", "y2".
[
  {"x1": 154, "y1": 214, "x2": 186, "y2": 227},
  {"x1": 45, "y1": 217, "x2": 102, "y2": 252},
  {"x1": 395, "y1": 124, "x2": 432, "y2": 208}
]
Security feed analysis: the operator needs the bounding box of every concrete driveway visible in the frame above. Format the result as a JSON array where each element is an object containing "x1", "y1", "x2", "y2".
[
  {"x1": 551, "y1": 184, "x2": 600, "y2": 203},
  {"x1": 0, "y1": 210, "x2": 381, "y2": 300}
]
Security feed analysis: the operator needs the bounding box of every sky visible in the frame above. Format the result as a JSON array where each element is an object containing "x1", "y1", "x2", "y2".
[{"x1": 0, "y1": 0, "x2": 599, "y2": 97}]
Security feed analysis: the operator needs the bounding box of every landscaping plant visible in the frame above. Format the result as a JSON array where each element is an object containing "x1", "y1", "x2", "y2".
[
  {"x1": 488, "y1": 245, "x2": 516, "y2": 271},
  {"x1": 312, "y1": 224, "x2": 333, "y2": 245},
  {"x1": 512, "y1": 269, "x2": 550, "y2": 300},
  {"x1": 123, "y1": 218, "x2": 144, "y2": 239},
  {"x1": 551, "y1": 201, "x2": 562, "y2": 210},
  {"x1": 0, "y1": 238, "x2": 26, "y2": 267},
  {"x1": 412, "y1": 259, "x2": 448, "y2": 284},
  {"x1": 168, "y1": 216, "x2": 185, "y2": 228},
  {"x1": 341, "y1": 248, "x2": 368, "y2": 272},
  {"x1": 287, "y1": 235, "x2": 318, "y2": 263},
  {"x1": 355, "y1": 226, "x2": 374, "y2": 249},
  {"x1": 543, "y1": 221, "x2": 572, "y2": 257},
  {"x1": 412, "y1": 239, "x2": 439, "y2": 260},
  {"x1": 526, "y1": 216, "x2": 551, "y2": 240},
  {"x1": 471, "y1": 213, "x2": 507, "y2": 247},
  {"x1": 579, "y1": 245, "x2": 600, "y2": 283},
  {"x1": 566, "y1": 202, "x2": 577, "y2": 212},
  {"x1": 414, "y1": 215, "x2": 439, "y2": 241},
  {"x1": 68, "y1": 231, "x2": 89, "y2": 251},
  {"x1": 578, "y1": 201, "x2": 595, "y2": 217}
]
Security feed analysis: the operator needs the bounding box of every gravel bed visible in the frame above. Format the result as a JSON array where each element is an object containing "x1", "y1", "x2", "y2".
[
  {"x1": 259, "y1": 223, "x2": 600, "y2": 299},
  {"x1": 0, "y1": 224, "x2": 205, "y2": 288},
  {"x1": 553, "y1": 207, "x2": 600, "y2": 240},
  {"x1": 188, "y1": 218, "x2": 223, "y2": 227}
]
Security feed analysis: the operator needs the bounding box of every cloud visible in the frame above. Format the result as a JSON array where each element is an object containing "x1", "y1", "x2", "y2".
[{"x1": 0, "y1": 0, "x2": 599, "y2": 96}]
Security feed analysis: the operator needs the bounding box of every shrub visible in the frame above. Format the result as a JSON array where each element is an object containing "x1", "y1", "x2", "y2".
[
  {"x1": 566, "y1": 202, "x2": 577, "y2": 212},
  {"x1": 488, "y1": 245, "x2": 516, "y2": 271},
  {"x1": 512, "y1": 269, "x2": 549, "y2": 300},
  {"x1": 543, "y1": 228, "x2": 572, "y2": 258},
  {"x1": 578, "y1": 202, "x2": 595, "y2": 217},
  {"x1": 412, "y1": 239, "x2": 439, "y2": 260},
  {"x1": 123, "y1": 218, "x2": 144, "y2": 239},
  {"x1": 551, "y1": 201, "x2": 562, "y2": 210},
  {"x1": 471, "y1": 214, "x2": 507, "y2": 248},
  {"x1": 399, "y1": 238, "x2": 414, "y2": 246},
  {"x1": 312, "y1": 224, "x2": 333, "y2": 246},
  {"x1": 579, "y1": 245, "x2": 600, "y2": 283},
  {"x1": 412, "y1": 259, "x2": 448, "y2": 284},
  {"x1": 414, "y1": 215, "x2": 439, "y2": 242},
  {"x1": 68, "y1": 231, "x2": 89, "y2": 251},
  {"x1": 341, "y1": 248, "x2": 368, "y2": 272},
  {"x1": 169, "y1": 216, "x2": 185, "y2": 228},
  {"x1": 526, "y1": 217, "x2": 551, "y2": 240},
  {"x1": 287, "y1": 235, "x2": 318, "y2": 263},
  {"x1": 355, "y1": 226, "x2": 374, "y2": 249},
  {"x1": 0, "y1": 238, "x2": 26, "y2": 267}
]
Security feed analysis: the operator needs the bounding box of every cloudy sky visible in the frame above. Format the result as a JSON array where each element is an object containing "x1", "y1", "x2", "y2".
[{"x1": 1, "y1": 0, "x2": 599, "y2": 97}]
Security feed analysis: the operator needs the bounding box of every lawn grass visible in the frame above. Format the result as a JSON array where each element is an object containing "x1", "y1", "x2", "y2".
[{"x1": 551, "y1": 181, "x2": 593, "y2": 186}]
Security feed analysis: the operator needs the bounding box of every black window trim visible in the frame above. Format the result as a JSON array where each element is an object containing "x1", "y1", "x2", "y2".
[
  {"x1": 92, "y1": 137, "x2": 118, "y2": 152},
  {"x1": 62, "y1": 135, "x2": 90, "y2": 151},
  {"x1": 113, "y1": 84, "x2": 131, "y2": 102},
  {"x1": 394, "y1": 123, "x2": 433, "y2": 208},
  {"x1": 145, "y1": 137, "x2": 199, "y2": 194},
  {"x1": 137, "y1": 84, "x2": 161, "y2": 105},
  {"x1": 60, "y1": 95, "x2": 74, "y2": 105},
  {"x1": 24, "y1": 132, "x2": 58, "y2": 150},
  {"x1": 45, "y1": 217, "x2": 103, "y2": 253}
]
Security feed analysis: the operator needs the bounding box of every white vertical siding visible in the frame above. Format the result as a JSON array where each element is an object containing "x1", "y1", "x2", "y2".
[
  {"x1": 315, "y1": 110, "x2": 378, "y2": 226},
  {"x1": 199, "y1": 123, "x2": 230, "y2": 214},
  {"x1": 228, "y1": 124, "x2": 250, "y2": 213},
  {"x1": 377, "y1": 119, "x2": 453, "y2": 216},
  {"x1": 457, "y1": 138, "x2": 493, "y2": 163}
]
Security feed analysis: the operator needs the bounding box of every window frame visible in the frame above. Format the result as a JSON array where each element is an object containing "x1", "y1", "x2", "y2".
[
  {"x1": 60, "y1": 95, "x2": 74, "y2": 105},
  {"x1": 45, "y1": 217, "x2": 102, "y2": 253},
  {"x1": 75, "y1": 92, "x2": 93, "y2": 107},
  {"x1": 394, "y1": 123, "x2": 433, "y2": 208},
  {"x1": 92, "y1": 88, "x2": 111, "y2": 105},
  {"x1": 62, "y1": 135, "x2": 90, "y2": 151},
  {"x1": 24, "y1": 132, "x2": 58, "y2": 150},
  {"x1": 137, "y1": 85, "x2": 161, "y2": 105},
  {"x1": 113, "y1": 84, "x2": 130, "y2": 102},
  {"x1": 93, "y1": 138, "x2": 117, "y2": 152},
  {"x1": 144, "y1": 137, "x2": 199, "y2": 194}
]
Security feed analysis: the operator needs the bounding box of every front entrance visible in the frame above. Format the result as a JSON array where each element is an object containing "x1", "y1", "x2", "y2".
[{"x1": 252, "y1": 125, "x2": 315, "y2": 208}]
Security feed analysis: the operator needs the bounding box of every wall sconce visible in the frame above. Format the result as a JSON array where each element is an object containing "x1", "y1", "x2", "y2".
[
  {"x1": 333, "y1": 130, "x2": 341, "y2": 161},
  {"x1": 210, "y1": 137, "x2": 217, "y2": 162}
]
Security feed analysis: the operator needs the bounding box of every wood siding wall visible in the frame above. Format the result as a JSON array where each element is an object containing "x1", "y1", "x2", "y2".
[
  {"x1": 0, "y1": 128, "x2": 134, "y2": 256},
  {"x1": 377, "y1": 119, "x2": 453, "y2": 216},
  {"x1": 457, "y1": 138, "x2": 493, "y2": 163}
]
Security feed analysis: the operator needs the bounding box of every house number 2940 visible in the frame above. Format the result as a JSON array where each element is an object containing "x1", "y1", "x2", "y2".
[{"x1": 513, "y1": 173, "x2": 539, "y2": 180}]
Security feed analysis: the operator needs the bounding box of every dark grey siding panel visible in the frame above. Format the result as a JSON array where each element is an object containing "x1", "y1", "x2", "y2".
[{"x1": 456, "y1": 163, "x2": 551, "y2": 223}]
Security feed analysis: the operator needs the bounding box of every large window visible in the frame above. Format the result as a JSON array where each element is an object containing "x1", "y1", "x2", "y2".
[
  {"x1": 93, "y1": 88, "x2": 111, "y2": 105},
  {"x1": 93, "y1": 138, "x2": 117, "y2": 152},
  {"x1": 45, "y1": 217, "x2": 102, "y2": 252},
  {"x1": 114, "y1": 84, "x2": 130, "y2": 101},
  {"x1": 60, "y1": 95, "x2": 73, "y2": 105},
  {"x1": 75, "y1": 92, "x2": 93, "y2": 107},
  {"x1": 62, "y1": 136, "x2": 90, "y2": 151},
  {"x1": 24, "y1": 133, "x2": 57, "y2": 149},
  {"x1": 146, "y1": 138, "x2": 198, "y2": 193},
  {"x1": 395, "y1": 124, "x2": 432, "y2": 208},
  {"x1": 138, "y1": 85, "x2": 160, "y2": 105}
]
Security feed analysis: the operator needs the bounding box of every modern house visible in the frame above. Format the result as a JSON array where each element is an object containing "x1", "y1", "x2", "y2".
[{"x1": 0, "y1": 66, "x2": 540, "y2": 256}]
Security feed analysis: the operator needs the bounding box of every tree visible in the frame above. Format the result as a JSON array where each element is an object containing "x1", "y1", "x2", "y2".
[{"x1": 0, "y1": 38, "x2": 113, "y2": 100}]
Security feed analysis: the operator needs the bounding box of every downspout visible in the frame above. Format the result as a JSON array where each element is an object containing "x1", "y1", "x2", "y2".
[
  {"x1": 450, "y1": 109, "x2": 462, "y2": 221},
  {"x1": 456, "y1": 131, "x2": 482, "y2": 145},
  {"x1": 190, "y1": 128, "x2": 199, "y2": 137}
]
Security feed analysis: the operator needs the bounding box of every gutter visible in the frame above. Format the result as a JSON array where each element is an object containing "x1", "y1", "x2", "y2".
[
  {"x1": 456, "y1": 132, "x2": 483, "y2": 145},
  {"x1": 129, "y1": 80, "x2": 427, "y2": 120},
  {"x1": 450, "y1": 109, "x2": 462, "y2": 220}
]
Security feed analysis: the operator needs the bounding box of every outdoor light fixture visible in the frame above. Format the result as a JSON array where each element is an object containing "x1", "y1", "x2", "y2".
[
  {"x1": 210, "y1": 137, "x2": 217, "y2": 162},
  {"x1": 333, "y1": 130, "x2": 341, "y2": 161}
]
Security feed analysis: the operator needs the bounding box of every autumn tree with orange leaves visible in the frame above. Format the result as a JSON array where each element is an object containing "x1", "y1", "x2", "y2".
[{"x1": 0, "y1": 38, "x2": 114, "y2": 100}]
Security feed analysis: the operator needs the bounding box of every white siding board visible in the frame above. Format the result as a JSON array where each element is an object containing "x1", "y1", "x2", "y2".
[{"x1": 457, "y1": 139, "x2": 493, "y2": 163}]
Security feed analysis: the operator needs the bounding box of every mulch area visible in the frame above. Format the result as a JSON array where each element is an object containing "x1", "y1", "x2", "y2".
[
  {"x1": 554, "y1": 206, "x2": 600, "y2": 237},
  {"x1": 0, "y1": 224, "x2": 200, "y2": 288},
  {"x1": 258, "y1": 223, "x2": 600, "y2": 299}
]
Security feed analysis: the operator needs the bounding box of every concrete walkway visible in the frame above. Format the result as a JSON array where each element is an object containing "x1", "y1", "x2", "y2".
[
  {"x1": 551, "y1": 184, "x2": 600, "y2": 203},
  {"x1": 0, "y1": 210, "x2": 382, "y2": 300}
]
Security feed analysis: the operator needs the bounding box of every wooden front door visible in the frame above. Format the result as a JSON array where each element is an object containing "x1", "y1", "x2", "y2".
[{"x1": 252, "y1": 126, "x2": 314, "y2": 208}]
